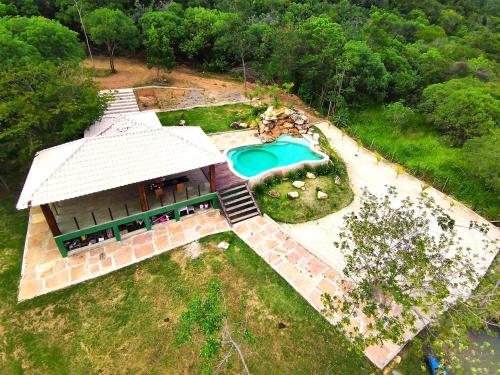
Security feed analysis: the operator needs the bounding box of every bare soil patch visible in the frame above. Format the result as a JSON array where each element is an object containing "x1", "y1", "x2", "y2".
[{"x1": 84, "y1": 57, "x2": 322, "y2": 119}]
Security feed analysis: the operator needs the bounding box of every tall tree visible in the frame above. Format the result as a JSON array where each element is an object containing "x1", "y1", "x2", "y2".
[
  {"x1": 84, "y1": 8, "x2": 138, "y2": 73},
  {"x1": 143, "y1": 26, "x2": 175, "y2": 79},
  {"x1": 322, "y1": 187, "x2": 496, "y2": 372},
  {"x1": 0, "y1": 63, "x2": 107, "y2": 171},
  {"x1": 0, "y1": 16, "x2": 83, "y2": 63}
]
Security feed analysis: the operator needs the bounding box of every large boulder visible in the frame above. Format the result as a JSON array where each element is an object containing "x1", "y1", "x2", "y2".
[
  {"x1": 292, "y1": 180, "x2": 305, "y2": 189},
  {"x1": 287, "y1": 191, "x2": 300, "y2": 199},
  {"x1": 317, "y1": 191, "x2": 328, "y2": 200}
]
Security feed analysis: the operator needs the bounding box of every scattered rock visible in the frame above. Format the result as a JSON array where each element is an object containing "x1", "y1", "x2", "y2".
[
  {"x1": 306, "y1": 172, "x2": 316, "y2": 179},
  {"x1": 277, "y1": 322, "x2": 287, "y2": 329},
  {"x1": 312, "y1": 133, "x2": 320, "y2": 141},
  {"x1": 334, "y1": 176, "x2": 341, "y2": 185},
  {"x1": 292, "y1": 180, "x2": 305, "y2": 189},
  {"x1": 186, "y1": 241, "x2": 202, "y2": 258},
  {"x1": 179, "y1": 119, "x2": 186, "y2": 126},
  {"x1": 268, "y1": 191, "x2": 280, "y2": 198},
  {"x1": 317, "y1": 191, "x2": 328, "y2": 200},
  {"x1": 239, "y1": 122, "x2": 248, "y2": 128},
  {"x1": 287, "y1": 191, "x2": 299, "y2": 199},
  {"x1": 217, "y1": 241, "x2": 230, "y2": 250}
]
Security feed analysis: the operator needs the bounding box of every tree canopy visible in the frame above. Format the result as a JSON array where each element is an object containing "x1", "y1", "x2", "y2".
[{"x1": 84, "y1": 8, "x2": 138, "y2": 72}]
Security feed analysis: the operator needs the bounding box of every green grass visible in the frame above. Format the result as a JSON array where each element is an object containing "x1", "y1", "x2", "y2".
[
  {"x1": 0, "y1": 186, "x2": 374, "y2": 374},
  {"x1": 157, "y1": 103, "x2": 262, "y2": 133},
  {"x1": 254, "y1": 126, "x2": 353, "y2": 223},
  {"x1": 255, "y1": 173, "x2": 353, "y2": 223},
  {"x1": 349, "y1": 106, "x2": 499, "y2": 220}
]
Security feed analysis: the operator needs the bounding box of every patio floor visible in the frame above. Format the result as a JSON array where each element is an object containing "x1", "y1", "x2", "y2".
[
  {"x1": 54, "y1": 169, "x2": 211, "y2": 234},
  {"x1": 19, "y1": 206, "x2": 230, "y2": 301}
]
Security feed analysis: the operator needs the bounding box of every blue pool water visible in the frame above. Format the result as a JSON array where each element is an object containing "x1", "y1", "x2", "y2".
[{"x1": 227, "y1": 135, "x2": 323, "y2": 178}]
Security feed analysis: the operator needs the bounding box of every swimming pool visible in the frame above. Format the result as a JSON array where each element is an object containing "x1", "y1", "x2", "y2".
[{"x1": 226, "y1": 135, "x2": 328, "y2": 180}]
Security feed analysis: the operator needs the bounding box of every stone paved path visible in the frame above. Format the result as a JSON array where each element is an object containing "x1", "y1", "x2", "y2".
[
  {"x1": 284, "y1": 121, "x2": 499, "y2": 274},
  {"x1": 19, "y1": 207, "x2": 229, "y2": 301},
  {"x1": 232, "y1": 214, "x2": 398, "y2": 369}
]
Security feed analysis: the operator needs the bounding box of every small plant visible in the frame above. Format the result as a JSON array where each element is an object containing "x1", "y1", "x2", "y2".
[
  {"x1": 315, "y1": 163, "x2": 332, "y2": 176},
  {"x1": 175, "y1": 277, "x2": 251, "y2": 375},
  {"x1": 395, "y1": 165, "x2": 404, "y2": 178},
  {"x1": 374, "y1": 151, "x2": 382, "y2": 164},
  {"x1": 287, "y1": 170, "x2": 299, "y2": 181},
  {"x1": 253, "y1": 184, "x2": 265, "y2": 196},
  {"x1": 295, "y1": 169, "x2": 307, "y2": 180}
]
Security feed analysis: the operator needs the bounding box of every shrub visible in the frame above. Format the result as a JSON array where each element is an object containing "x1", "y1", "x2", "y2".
[
  {"x1": 287, "y1": 170, "x2": 299, "y2": 181},
  {"x1": 295, "y1": 169, "x2": 307, "y2": 179},
  {"x1": 384, "y1": 101, "x2": 415, "y2": 127},
  {"x1": 315, "y1": 163, "x2": 333, "y2": 176},
  {"x1": 253, "y1": 184, "x2": 265, "y2": 196}
]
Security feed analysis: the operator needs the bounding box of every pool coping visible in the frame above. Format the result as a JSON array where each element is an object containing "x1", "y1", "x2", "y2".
[{"x1": 223, "y1": 134, "x2": 330, "y2": 187}]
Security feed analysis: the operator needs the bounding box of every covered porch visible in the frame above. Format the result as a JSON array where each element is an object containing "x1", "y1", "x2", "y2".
[
  {"x1": 18, "y1": 124, "x2": 226, "y2": 257},
  {"x1": 41, "y1": 166, "x2": 219, "y2": 256}
]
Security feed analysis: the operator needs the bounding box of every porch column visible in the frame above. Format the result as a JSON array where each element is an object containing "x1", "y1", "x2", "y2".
[
  {"x1": 138, "y1": 182, "x2": 149, "y2": 211},
  {"x1": 41, "y1": 204, "x2": 61, "y2": 236},
  {"x1": 209, "y1": 164, "x2": 217, "y2": 192}
]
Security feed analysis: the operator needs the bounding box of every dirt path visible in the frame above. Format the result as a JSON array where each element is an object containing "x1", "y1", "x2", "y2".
[{"x1": 84, "y1": 57, "x2": 323, "y2": 119}]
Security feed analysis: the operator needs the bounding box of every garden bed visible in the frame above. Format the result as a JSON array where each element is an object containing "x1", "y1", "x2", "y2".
[{"x1": 253, "y1": 127, "x2": 353, "y2": 223}]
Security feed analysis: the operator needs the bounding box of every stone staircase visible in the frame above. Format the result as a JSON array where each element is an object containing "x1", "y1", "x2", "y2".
[
  {"x1": 102, "y1": 89, "x2": 140, "y2": 116},
  {"x1": 218, "y1": 183, "x2": 261, "y2": 225}
]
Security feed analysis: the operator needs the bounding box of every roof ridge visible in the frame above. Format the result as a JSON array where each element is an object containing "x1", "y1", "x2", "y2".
[
  {"x1": 29, "y1": 138, "x2": 90, "y2": 202},
  {"x1": 164, "y1": 126, "x2": 222, "y2": 158}
]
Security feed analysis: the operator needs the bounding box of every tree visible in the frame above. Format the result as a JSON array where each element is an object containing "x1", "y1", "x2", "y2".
[
  {"x1": 84, "y1": 8, "x2": 138, "y2": 73},
  {"x1": 462, "y1": 129, "x2": 500, "y2": 193},
  {"x1": 0, "y1": 16, "x2": 83, "y2": 63},
  {"x1": 0, "y1": 27, "x2": 42, "y2": 70},
  {"x1": 143, "y1": 26, "x2": 175, "y2": 79},
  {"x1": 175, "y1": 277, "x2": 252, "y2": 375},
  {"x1": 0, "y1": 63, "x2": 107, "y2": 171},
  {"x1": 384, "y1": 101, "x2": 415, "y2": 126},
  {"x1": 139, "y1": 10, "x2": 184, "y2": 45},
  {"x1": 341, "y1": 40, "x2": 389, "y2": 104},
  {"x1": 420, "y1": 78, "x2": 499, "y2": 145},
  {"x1": 321, "y1": 187, "x2": 495, "y2": 372}
]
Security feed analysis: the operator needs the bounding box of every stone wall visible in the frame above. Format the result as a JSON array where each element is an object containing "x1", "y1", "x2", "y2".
[{"x1": 258, "y1": 106, "x2": 310, "y2": 142}]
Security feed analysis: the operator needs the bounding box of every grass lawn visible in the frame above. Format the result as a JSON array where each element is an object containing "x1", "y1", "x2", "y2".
[
  {"x1": 0, "y1": 189, "x2": 373, "y2": 374},
  {"x1": 157, "y1": 103, "x2": 261, "y2": 133},
  {"x1": 349, "y1": 106, "x2": 499, "y2": 220},
  {"x1": 254, "y1": 126, "x2": 353, "y2": 223},
  {"x1": 255, "y1": 174, "x2": 353, "y2": 223}
]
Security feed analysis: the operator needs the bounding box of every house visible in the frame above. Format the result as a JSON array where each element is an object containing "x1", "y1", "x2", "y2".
[{"x1": 16, "y1": 112, "x2": 235, "y2": 257}]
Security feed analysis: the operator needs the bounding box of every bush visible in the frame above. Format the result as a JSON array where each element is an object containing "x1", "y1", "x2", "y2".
[
  {"x1": 315, "y1": 163, "x2": 333, "y2": 176},
  {"x1": 384, "y1": 101, "x2": 415, "y2": 126},
  {"x1": 287, "y1": 170, "x2": 299, "y2": 181},
  {"x1": 253, "y1": 184, "x2": 265, "y2": 196}
]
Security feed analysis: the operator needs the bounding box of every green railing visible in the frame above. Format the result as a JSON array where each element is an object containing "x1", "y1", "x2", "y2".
[{"x1": 54, "y1": 193, "x2": 220, "y2": 257}]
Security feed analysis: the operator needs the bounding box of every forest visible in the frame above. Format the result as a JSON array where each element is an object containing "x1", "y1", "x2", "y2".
[{"x1": 0, "y1": 0, "x2": 498, "y2": 217}]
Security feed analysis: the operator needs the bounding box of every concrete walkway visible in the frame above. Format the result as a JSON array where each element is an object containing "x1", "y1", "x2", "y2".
[
  {"x1": 233, "y1": 215, "x2": 402, "y2": 369},
  {"x1": 283, "y1": 121, "x2": 499, "y2": 274}
]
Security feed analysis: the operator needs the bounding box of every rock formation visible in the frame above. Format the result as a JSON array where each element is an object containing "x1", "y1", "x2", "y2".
[{"x1": 258, "y1": 106, "x2": 310, "y2": 142}]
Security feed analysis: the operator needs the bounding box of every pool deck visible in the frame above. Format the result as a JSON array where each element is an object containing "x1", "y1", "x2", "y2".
[{"x1": 202, "y1": 163, "x2": 246, "y2": 190}]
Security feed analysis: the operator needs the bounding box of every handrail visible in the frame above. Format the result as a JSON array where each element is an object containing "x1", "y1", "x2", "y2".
[{"x1": 54, "y1": 193, "x2": 219, "y2": 257}]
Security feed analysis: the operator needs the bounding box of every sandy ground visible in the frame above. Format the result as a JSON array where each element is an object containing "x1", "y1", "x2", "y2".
[{"x1": 84, "y1": 57, "x2": 323, "y2": 119}]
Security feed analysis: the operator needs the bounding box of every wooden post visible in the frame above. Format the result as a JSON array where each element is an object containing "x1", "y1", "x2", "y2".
[
  {"x1": 209, "y1": 164, "x2": 217, "y2": 193},
  {"x1": 138, "y1": 183, "x2": 149, "y2": 212},
  {"x1": 41, "y1": 204, "x2": 61, "y2": 236}
]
